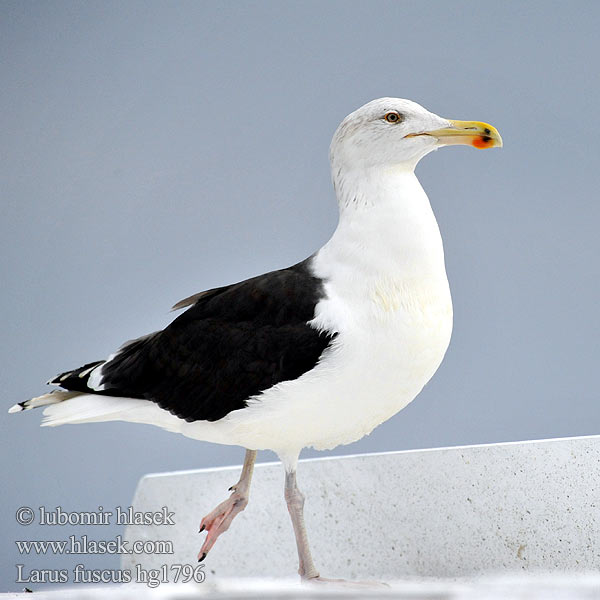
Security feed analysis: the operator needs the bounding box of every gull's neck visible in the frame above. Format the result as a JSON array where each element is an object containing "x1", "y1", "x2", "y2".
[{"x1": 320, "y1": 164, "x2": 448, "y2": 281}]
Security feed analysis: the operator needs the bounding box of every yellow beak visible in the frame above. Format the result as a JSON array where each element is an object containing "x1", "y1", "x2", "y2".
[{"x1": 408, "y1": 120, "x2": 503, "y2": 149}]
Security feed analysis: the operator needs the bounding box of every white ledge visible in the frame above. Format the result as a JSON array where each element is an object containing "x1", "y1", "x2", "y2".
[
  {"x1": 4, "y1": 575, "x2": 600, "y2": 599},
  {"x1": 122, "y1": 435, "x2": 600, "y2": 579}
]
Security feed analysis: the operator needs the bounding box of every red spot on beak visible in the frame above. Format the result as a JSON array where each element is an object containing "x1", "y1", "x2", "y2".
[{"x1": 472, "y1": 136, "x2": 493, "y2": 149}]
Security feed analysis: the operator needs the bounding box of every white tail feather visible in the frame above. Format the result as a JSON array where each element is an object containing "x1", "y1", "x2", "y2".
[{"x1": 41, "y1": 394, "x2": 183, "y2": 433}]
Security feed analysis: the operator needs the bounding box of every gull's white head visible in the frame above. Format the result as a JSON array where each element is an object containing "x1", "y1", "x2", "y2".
[{"x1": 330, "y1": 98, "x2": 502, "y2": 173}]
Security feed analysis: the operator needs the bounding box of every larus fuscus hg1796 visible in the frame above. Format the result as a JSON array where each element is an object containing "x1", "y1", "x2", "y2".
[{"x1": 10, "y1": 98, "x2": 502, "y2": 581}]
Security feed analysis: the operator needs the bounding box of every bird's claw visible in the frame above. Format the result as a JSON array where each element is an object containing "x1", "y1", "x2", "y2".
[{"x1": 197, "y1": 487, "x2": 249, "y2": 562}]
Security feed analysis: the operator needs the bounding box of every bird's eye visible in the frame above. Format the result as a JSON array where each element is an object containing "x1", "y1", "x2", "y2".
[{"x1": 384, "y1": 112, "x2": 402, "y2": 124}]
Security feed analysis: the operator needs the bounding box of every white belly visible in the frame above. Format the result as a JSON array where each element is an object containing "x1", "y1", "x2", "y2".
[{"x1": 215, "y1": 278, "x2": 453, "y2": 457}]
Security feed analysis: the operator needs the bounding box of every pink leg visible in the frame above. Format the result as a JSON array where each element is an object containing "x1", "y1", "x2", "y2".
[
  {"x1": 285, "y1": 464, "x2": 389, "y2": 587},
  {"x1": 198, "y1": 449, "x2": 257, "y2": 562},
  {"x1": 284, "y1": 468, "x2": 320, "y2": 579}
]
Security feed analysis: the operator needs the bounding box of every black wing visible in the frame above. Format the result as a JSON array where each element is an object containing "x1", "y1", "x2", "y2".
[{"x1": 51, "y1": 259, "x2": 334, "y2": 422}]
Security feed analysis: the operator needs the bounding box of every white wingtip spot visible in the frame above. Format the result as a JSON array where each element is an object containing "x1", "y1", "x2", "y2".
[
  {"x1": 8, "y1": 403, "x2": 24, "y2": 414},
  {"x1": 87, "y1": 364, "x2": 106, "y2": 391}
]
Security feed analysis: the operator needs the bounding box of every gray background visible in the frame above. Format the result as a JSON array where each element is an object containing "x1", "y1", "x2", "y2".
[{"x1": 1, "y1": 0, "x2": 598, "y2": 591}]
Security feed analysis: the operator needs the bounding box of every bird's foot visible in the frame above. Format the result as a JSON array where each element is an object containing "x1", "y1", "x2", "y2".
[
  {"x1": 198, "y1": 485, "x2": 248, "y2": 561},
  {"x1": 304, "y1": 576, "x2": 390, "y2": 588}
]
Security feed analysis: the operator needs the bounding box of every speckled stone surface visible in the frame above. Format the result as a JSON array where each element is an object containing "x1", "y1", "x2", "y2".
[{"x1": 121, "y1": 436, "x2": 600, "y2": 580}]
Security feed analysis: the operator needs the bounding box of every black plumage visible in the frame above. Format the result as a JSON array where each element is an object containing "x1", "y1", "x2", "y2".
[{"x1": 51, "y1": 259, "x2": 334, "y2": 422}]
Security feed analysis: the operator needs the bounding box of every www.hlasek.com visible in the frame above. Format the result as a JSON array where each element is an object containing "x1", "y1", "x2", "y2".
[
  {"x1": 16, "y1": 535, "x2": 173, "y2": 556},
  {"x1": 15, "y1": 505, "x2": 204, "y2": 587}
]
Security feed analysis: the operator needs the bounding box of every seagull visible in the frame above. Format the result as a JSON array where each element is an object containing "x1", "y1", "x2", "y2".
[{"x1": 10, "y1": 98, "x2": 501, "y2": 581}]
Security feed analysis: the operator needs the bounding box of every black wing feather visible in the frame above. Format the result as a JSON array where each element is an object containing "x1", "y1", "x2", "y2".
[{"x1": 53, "y1": 259, "x2": 334, "y2": 422}]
